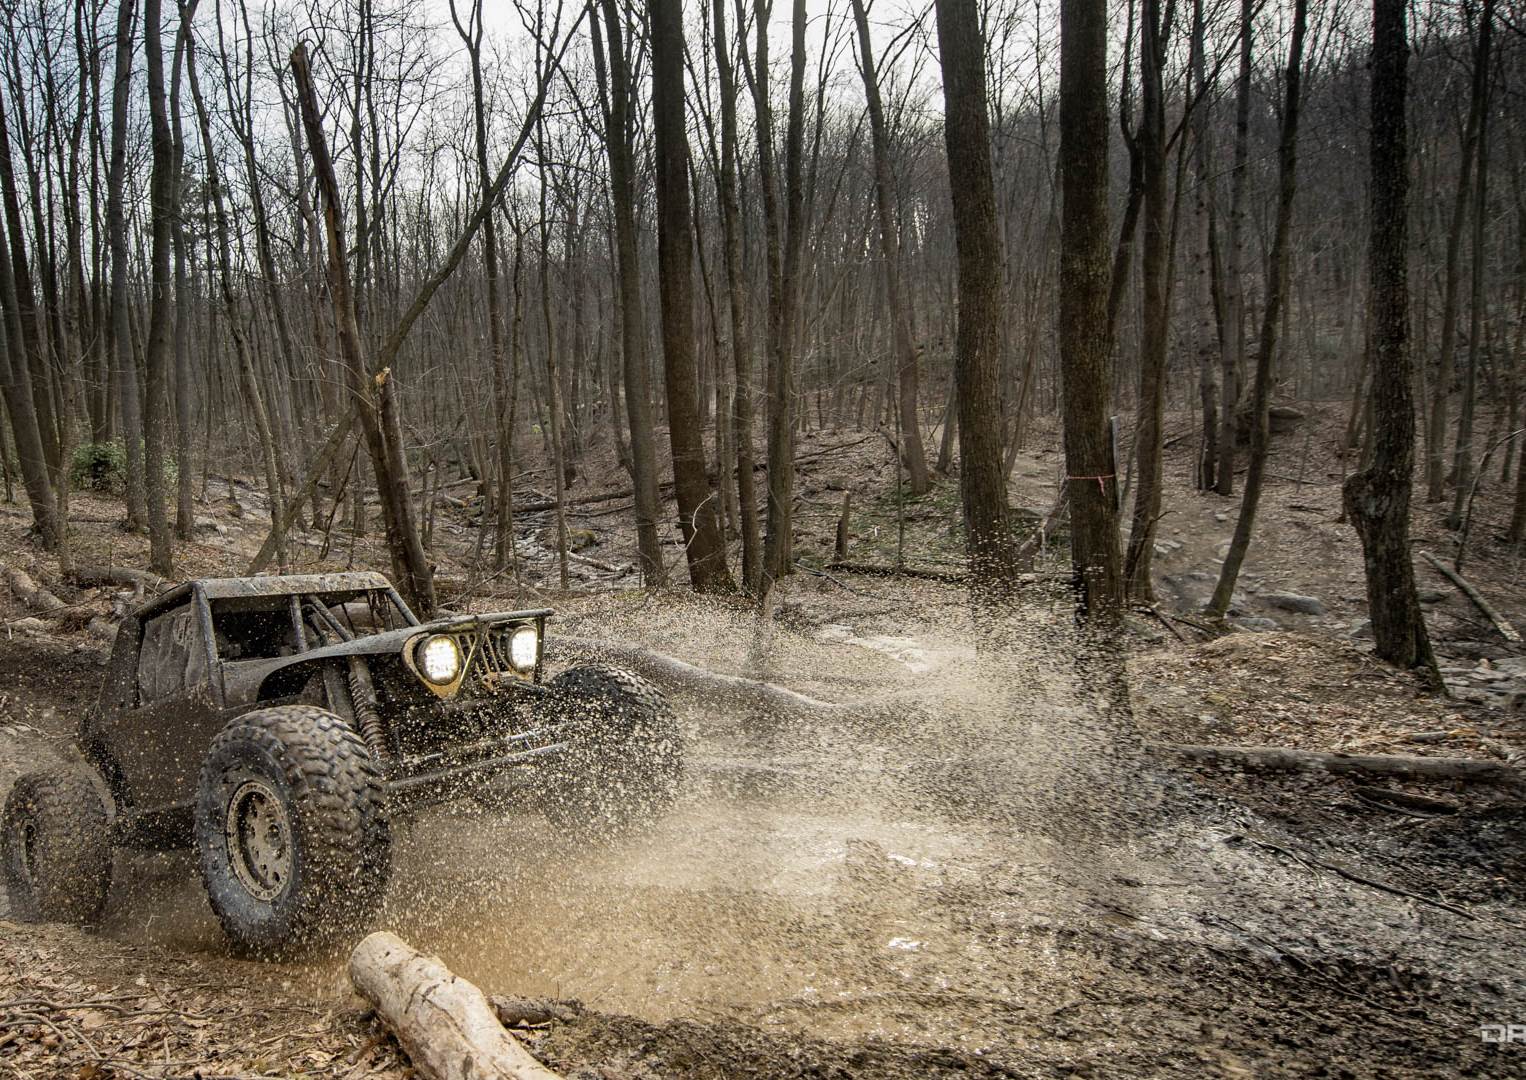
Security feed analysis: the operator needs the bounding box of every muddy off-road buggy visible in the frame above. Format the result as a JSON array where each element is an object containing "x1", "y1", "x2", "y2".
[{"x1": 1, "y1": 573, "x2": 680, "y2": 954}]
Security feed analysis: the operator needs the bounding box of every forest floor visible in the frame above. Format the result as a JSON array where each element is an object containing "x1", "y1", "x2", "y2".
[{"x1": 1, "y1": 401, "x2": 1524, "y2": 1078}]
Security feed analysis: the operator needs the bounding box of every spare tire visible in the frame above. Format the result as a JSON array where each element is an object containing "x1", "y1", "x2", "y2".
[
  {"x1": 540, "y1": 665, "x2": 683, "y2": 835},
  {"x1": 195, "y1": 705, "x2": 390, "y2": 956},
  {"x1": 1, "y1": 766, "x2": 113, "y2": 924}
]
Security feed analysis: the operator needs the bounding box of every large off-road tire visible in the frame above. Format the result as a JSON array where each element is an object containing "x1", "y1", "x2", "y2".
[
  {"x1": 540, "y1": 665, "x2": 683, "y2": 835},
  {"x1": 1, "y1": 766, "x2": 112, "y2": 924},
  {"x1": 195, "y1": 706, "x2": 390, "y2": 956}
]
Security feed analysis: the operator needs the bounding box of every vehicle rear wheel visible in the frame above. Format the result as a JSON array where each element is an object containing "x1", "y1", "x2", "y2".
[
  {"x1": 1, "y1": 766, "x2": 112, "y2": 924},
  {"x1": 195, "y1": 706, "x2": 390, "y2": 956},
  {"x1": 540, "y1": 665, "x2": 683, "y2": 836}
]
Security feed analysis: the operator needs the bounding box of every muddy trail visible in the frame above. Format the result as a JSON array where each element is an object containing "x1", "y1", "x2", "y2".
[{"x1": 2, "y1": 588, "x2": 1525, "y2": 1078}]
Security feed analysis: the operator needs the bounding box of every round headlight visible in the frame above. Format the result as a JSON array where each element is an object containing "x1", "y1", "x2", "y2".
[
  {"x1": 417, "y1": 634, "x2": 462, "y2": 685},
  {"x1": 508, "y1": 625, "x2": 538, "y2": 672}
]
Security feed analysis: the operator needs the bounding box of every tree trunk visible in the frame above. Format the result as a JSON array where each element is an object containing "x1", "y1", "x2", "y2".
[
  {"x1": 849, "y1": 0, "x2": 929, "y2": 497},
  {"x1": 1122, "y1": 0, "x2": 1170, "y2": 603},
  {"x1": 170, "y1": 4, "x2": 195, "y2": 541},
  {"x1": 1426, "y1": 0, "x2": 1492, "y2": 503},
  {"x1": 291, "y1": 43, "x2": 435, "y2": 617},
  {"x1": 1447, "y1": 0, "x2": 1493, "y2": 531},
  {"x1": 712, "y1": 0, "x2": 761, "y2": 592},
  {"x1": 592, "y1": 0, "x2": 666, "y2": 587},
  {"x1": 106, "y1": 0, "x2": 145, "y2": 530},
  {"x1": 1059, "y1": 0, "x2": 1124, "y2": 618},
  {"x1": 141, "y1": 0, "x2": 175, "y2": 575},
  {"x1": 936, "y1": 0, "x2": 1018, "y2": 599},
  {"x1": 1215, "y1": 0, "x2": 1252, "y2": 495},
  {"x1": 1341, "y1": 0, "x2": 1440, "y2": 684},
  {"x1": 184, "y1": 13, "x2": 287, "y2": 569},
  {"x1": 649, "y1": 0, "x2": 734, "y2": 593},
  {"x1": 1208, "y1": 0, "x2": 1309, "y2": 618}
]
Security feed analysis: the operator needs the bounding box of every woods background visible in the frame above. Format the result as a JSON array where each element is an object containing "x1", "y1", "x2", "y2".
[{"x1": 0, "y1": 0, "x2": 1521, "y2": 632}]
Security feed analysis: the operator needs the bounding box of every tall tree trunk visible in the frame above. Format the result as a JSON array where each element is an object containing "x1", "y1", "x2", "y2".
[
  {"x1": 1122, "y1": 0, "x2": 1170, "y2": 603},
  {"x1": 291, "y1": 42, "x2": 435, "y2": 617},
  {"x1": 1426, "y1": 0, "x2": 1492, "y2": 502},
  {"x1": 1059, "y1": 0, "x2": 1124, "y2": 618},
  {"x1": 936, "y1": 0, "x2": 1017, "y2": 596},
  {"x1": 141, "y1": 0, "x2": 175, "y2": 575},
  {"x1": 650, "y1": 0, "x2": 734, "y2": 593},
  {"x1": 713, "y1": 0, "x2": 760, "y2": 591},
  {"x1": 591, "y1": 0, "x2": 666, "y2": 586},
  {"x1": 759, "y1": 0, "x2": 809, "y2": 590},
  {"x1": 106, "y1": 0, "x2": 146, "y2": 530},
  {"x1": 849, "y1": 0, "x2": 929, "y2": 496},
  {"x1": 1190, "y1": 0, "x2": 1221, "y2": 491},
  {"x1": 185, "y1": 9, "x2": 286, "y2": 568},
  {"x1": 1208, "y1": 0, "x2": 1309, "y2": 617},
  {"x1": 1447, "y1": 0, "x2": 1494, "y2": 530},
  {"x1": 170, "y1": 3, "x2": 195, "y2": 540},
  {"x1": 1216, "y1": 0, "x2": 1252, "y2": 495},
  {"x1": 1343, "y1": 0, "x2": 1440, "y2": 684}
]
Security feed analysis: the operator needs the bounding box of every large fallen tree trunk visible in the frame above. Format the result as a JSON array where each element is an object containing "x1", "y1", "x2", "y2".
[
  {"x1": 349, "y1": 931, "x2": 564, "y2": 1080},
  {"x1": 1153, "y1": 741, "x2": 1524, "y2": 791},
  {"x1": 70, "y1": 565, "x2": 165, "y2": 594},
  {"x1": 549, "y1": 636, "x2": 862, "y2": 721},
  {"x1": 1, "y1": 560, "x2": 65, "y2": 614}
]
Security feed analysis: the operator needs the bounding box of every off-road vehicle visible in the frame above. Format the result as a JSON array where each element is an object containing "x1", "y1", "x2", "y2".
[{"x1": 1, "y1": 573, "x2": 680, "y2": 954}]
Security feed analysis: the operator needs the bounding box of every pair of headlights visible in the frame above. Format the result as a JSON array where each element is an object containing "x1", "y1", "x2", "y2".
[{"x1": 416, "y1": 625, "x2": 538, "y2": 685}]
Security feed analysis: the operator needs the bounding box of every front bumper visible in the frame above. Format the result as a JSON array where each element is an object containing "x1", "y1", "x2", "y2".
[{"x1": 383, "y1": 683, "x2": 566, "y2": 808}]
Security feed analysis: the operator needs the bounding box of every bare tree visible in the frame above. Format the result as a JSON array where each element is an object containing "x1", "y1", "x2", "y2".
[
  {"x1": 650, "y1": 0, "x2": 734, "y2": 593},
  {"x1": 935, "y1": 0, "x2": 1017, "y2": 595},
  {"x1": 1059, "y1": 0, "x2": 1123, "y2": 617},
  {"x1": 1209, "y1": 0, "x2": 1310, "y2": 618},
  {"x1": 849, "y1": 0, "x2": 929, "y2": 497},
  {"x1": 590, "y1": 0, "x2": 666, "y2": 586},
  {"x1": 1343, "y1": 0, "x2": 1440, "y2": 685}
]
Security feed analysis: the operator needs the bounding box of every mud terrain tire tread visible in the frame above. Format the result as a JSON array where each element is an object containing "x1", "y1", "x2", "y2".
[
  {"x1": 542, "y1": 664, "x2": 683, "y2": 835},
  {"x1": 1, "y1": 767, "x2": 112, "y2": 924},
  {"x1": 195, "y1": 705, "x2": 389, "y2": 956}
]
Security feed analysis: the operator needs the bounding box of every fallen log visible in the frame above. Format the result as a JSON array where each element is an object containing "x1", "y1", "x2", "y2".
[
  {"x1": 1420, "y1": 551, "x2": 1521, "y2": 643},
  {"x1": 349, "y1": 931, "x2": 564, "y2": 1080},
  {"x1": 825, "y1": 560, "x2": 966, "y2": 584},
  {"x1": 0, "y1": 560, "x2": 65, "y2": 615},
  {"x1": 1152, "y1": 741, "x2": 1524, "y2": 792},
  {"x1": 549, "y1": 636, "x2": 857, "y2": 720},
  {"x1": 70, "y1": 565, "x2": 165, "y2": 595}
]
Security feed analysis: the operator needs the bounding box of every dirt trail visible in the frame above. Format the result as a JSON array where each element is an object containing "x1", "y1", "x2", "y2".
[{"x1": 4, "y1": 588, "x2": 1524, "y2": 1077}]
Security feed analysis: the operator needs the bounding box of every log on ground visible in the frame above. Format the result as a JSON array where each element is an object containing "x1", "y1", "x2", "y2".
[
  {"x1": 349, "y1": 930, "x2": 565, "y2": 1080},
  {"x1": 1153, "y1": 741, "x2": 1524, "y2": 792}
]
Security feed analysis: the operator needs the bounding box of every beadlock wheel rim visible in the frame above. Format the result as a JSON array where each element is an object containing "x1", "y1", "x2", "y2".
[{"x1": 225, "y1": 779, "x2": 292, "y2": 902}]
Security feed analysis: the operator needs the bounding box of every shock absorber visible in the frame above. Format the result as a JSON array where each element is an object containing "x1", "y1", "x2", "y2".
[{"x1": 347, "y1": 656, "x2": 389, "y2": 763}]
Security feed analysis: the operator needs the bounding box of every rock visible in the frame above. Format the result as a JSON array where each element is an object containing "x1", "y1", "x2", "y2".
[
  {"x1": 1348, "y1": 619, "x2": 1373, "y2": 639},
  {"x1": 1229, "y1": 616, "x2": 1280, "y2": 633},
  {"x1": 1263, "y1": 592, "x2": 1325, "y2": 616},
  {"x1": 9, "y1": 617, "x2": 47, "y2": 634},
  {"x1": 1416, "y1": 588, "x2": 1448, "y2": 604},
  {"x1": 1493, "y1": 657, "x2": 1526, "y2": 678},
  {"x1": 1268, "y1": 405, "x2": 1305, "y2": 433},
  {"x1": 1154, "y1": 539, "x2": 1183, "y2": 558},
  {"x1": 1214, "y1": 512, "x2": 1229, "y2": 523}
]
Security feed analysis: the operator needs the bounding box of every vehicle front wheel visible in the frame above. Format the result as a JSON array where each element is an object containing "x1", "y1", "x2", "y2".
[
  {"x1": 540, "y1": 665, "x2": 683, "y2": 836},
  {"x1": 1, "y1": 766, "x2": 112, "y2": 924},
  {"x1": 195, "y1": 706, "x2": 390, "y2": 956}
]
